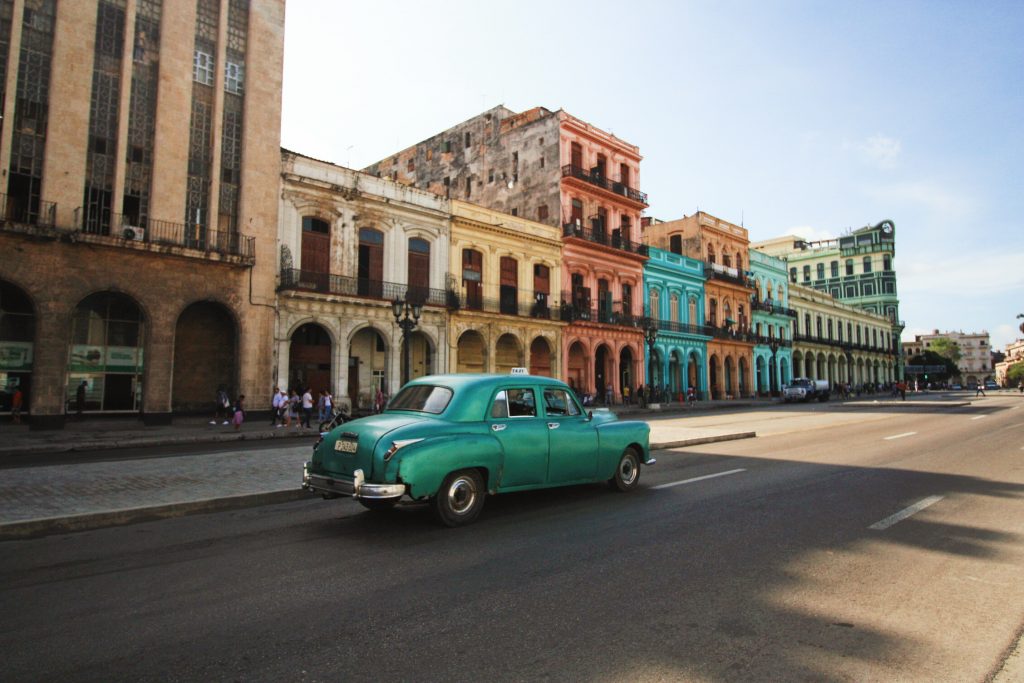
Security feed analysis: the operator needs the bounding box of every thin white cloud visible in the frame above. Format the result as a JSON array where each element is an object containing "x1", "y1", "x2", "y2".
[
  {"x1": 862, "y1": 180, "x2": 973, "y2": 219},
  {"x1": 844, "y1": 134, "x2": 902, "y2": 170},
  {"x1": 900, "y1": 251, "x2": 1024, "y2": 296},
  {"x1": 990, "y1": 324, "x2": 1022, "y2": 352}
]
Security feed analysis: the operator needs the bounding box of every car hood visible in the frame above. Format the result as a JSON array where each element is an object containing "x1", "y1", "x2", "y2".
[{"x1": 315, "y1": 412, "x2": 433, "y2": 479}]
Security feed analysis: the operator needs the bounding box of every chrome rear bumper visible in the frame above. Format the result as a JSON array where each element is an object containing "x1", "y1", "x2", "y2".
[{"x1": 302, "y1": 465, "x2": 406, "y2": 500}]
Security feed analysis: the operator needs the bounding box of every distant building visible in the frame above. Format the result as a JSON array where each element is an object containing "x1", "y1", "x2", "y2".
[
  {"x1": 994, "y1": 339, "x2": 1023, "y2": 387},
  {"x1": 903, "y1": 330, "x2": 993, "y2": 385},
  {"x1": 0, "y1": 0, "x2": 285, "y2": 427},
  {"x1": 366, "y1": 106, "x2": 650, "y2": 403},
  {"x1": 748, "y1": 249, "x2": 795, "y2": 394},
  {"x1": 752, "y1": 220, "x2": 904, "y2": 377}
]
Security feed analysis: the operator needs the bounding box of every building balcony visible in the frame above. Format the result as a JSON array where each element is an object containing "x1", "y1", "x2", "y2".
[
  {"x1": 279, "y1": 269, "x2": 452, "y2": 308},
  {"x1": 562, "y1": 221, "x2": 649, "y2": 256},
  {"x1": 792, "y1": 333, "x2": 896, "y2": 356},
  {"x1": 706, "y1": 324, "x2": 757, "y2": 343},
  {"x1": 560, "y1": 164, "x2": 648, "y2": 206},
  {"x1": 750, "y1": 299, "x2": 797, "y2": 317},
  {"x1": 752, "y1": 335, "x2": 794, "y2": 348},
  {"x1": 0, "y1": 193, "x2": 57, "y2": 228},
  {"x1": 560, "y1": 295, "x2": 642, "y2": 328},
  {"x1": 448, "y1": 292, "x2": 563, "y2": 321},
  {"x1": 704, "y1": 264, "x2": 753, "y2": 289},
  {"x1": 649, "y1": 318, "x2": 716, "y2": 337}
]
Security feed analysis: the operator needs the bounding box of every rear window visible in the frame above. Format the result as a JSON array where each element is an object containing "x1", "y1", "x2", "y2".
[{"x1": 386, "y1": 385, "x2": 453, "y2": 414}]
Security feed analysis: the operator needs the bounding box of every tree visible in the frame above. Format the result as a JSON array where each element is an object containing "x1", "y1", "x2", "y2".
[
  {"x1": 908, "y1": 350, "x2": 960, "y2": 379},
  {"x1": 929, "y1": 338, "x2": 962, "y2": 365},
  {"x1": 1008, "y1": 362, "x2": 1024, "y2": 386}
]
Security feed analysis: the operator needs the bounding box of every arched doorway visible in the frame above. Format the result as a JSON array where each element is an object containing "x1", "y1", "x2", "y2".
[
  {"x1": 173, "y1": 301, "x2": 236, "y2": 412},
  {"x1": 648, "y1": 348, "x2": 662, "y2": 388},
  {"x1": 668, "y1": 350, "x2": 681, "y2": 395},
  {"x1": 290, "y1": 323, "x2": 332, "y2": 397},
  {"x1": 402, "y1": 330, "x2": 432, "y2": 381},
  {"x1": 68, "y1": 291, "x2": 145, "y2": 412},
  {"x1": 349, "y1": 327, "x2": 386, "y2": 409},
  {"x1": 619, "y1": 346, "x2": 634, "y2": 397},
  {"x1": 567, "y1": 341, "x2": 586, "y2": 392},
  {"x1": 495, "y1": 334, "x2": 523, "y2": 374},
  {"x1": 709, "y1": 354, "x2": 721, "y2": 399},
  {"x1": 529, "y1": 337, "x2": 552, "y2": 376},
  {"x1": 595, "y1": 344, "x2": 612, "y2": 402},
  {"x1": 780, "y1": 358, "x2": 790, "y2": 386},
  {"x1": 756, "y1": 356, "x2": 766, "y2": 394},
  {"x1": 456, "y1": 330, "x2": 486, "y2": 374},
  {"x1": 688, "y1": 351, "x2": 700, "y2": 396},
  {"x1": 724, "y1": 356, "x2": 735, "y2": 397},
  {"x1": 738, "y1": 357, "x2": 748, "y2": 398},
  {"x1": 0, "y1": 280, "x2": 35, "y2": 414}
]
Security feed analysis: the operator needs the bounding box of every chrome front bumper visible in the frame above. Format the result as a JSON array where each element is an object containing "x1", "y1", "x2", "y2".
[{"x1": 302, "y1": 465, "x2": 406, "y2": 500}]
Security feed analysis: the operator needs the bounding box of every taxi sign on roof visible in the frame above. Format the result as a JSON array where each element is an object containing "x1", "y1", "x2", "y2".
[{"x1": 510, "y1": 367, "x2": 528, "y2": 375}]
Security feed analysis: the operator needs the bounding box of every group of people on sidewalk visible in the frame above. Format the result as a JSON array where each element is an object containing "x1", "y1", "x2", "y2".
[
  {"x1": 209, "y1": 385, "x2": 246, "y2": 430},
  {"x1": 268, "y1": 387, "x2": 334, "y2": 429}
]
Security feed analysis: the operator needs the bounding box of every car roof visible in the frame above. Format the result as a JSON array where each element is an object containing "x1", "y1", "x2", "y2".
[{"x1": 400, "y1": 374, "x2": 572, "y2": 421}]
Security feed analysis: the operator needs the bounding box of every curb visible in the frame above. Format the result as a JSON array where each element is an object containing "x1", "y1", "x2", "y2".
[
  {"x1": 838, "y1": 401, "x2": 972, "y2": 409},
  {"x1": 0, "y1": 429, "x2": 319, "y2": 457},
  {"x1": 651, "y1": 431, "x2": 756, "y2": 450},
  {"x1": 0, "y1": 489, "x2": 312, "y2": 541}
]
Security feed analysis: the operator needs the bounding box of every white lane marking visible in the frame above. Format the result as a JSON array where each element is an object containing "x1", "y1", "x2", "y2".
[
  {"x1": 884, "y1": 432, "x2": 917, "y2": 440},
  {"x1": 652, "y1": 468, "x2": 746, "y2": 490},
  {"x1": 970, "y1": 415, "x2": 988, "y2": 420},
  {"x1": 869, "y1": 495, "x2": 944, "y2": 530}
]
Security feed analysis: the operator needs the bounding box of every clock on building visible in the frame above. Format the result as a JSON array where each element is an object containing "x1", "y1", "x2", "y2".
[{"x1": 880, "y1": 221, "x2": 894, "y2": 234}]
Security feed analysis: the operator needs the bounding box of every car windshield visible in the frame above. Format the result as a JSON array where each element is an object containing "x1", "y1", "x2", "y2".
[{"x1": 386, "y1": 385, "x2": 453, "y2": 414}]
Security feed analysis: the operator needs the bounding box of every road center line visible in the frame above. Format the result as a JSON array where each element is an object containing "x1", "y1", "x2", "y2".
[
  {"x1": 884, "y1": 432, "x2": 917, "y2": 440},
  {"x1": 869, "y1": 495, "x2": 944, "y2": 530},
  {"x1": 970, "y1": 415, "x2": 988, "y2": 420},
  {"x1": 652, "y1": 468, "x2": 746, "y2": 490}
]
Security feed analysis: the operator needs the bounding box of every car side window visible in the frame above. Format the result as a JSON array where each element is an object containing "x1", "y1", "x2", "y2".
[
  {"x1": 506, "y1": 388, "x2": 536, "y2": 418},
  {"x1": 490, "y1": 390, "x2": 508, "y2": 418},
  {"x1": 543, "y1": 388, "x2": 581, "y2": 417}
]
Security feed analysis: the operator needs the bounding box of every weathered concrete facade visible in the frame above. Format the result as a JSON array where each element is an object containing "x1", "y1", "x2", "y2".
[
  {"x1": 0, "y1": 0, "x2": 285, "y2": 428},
  {"x1": 277, "y1": 151, "x2": 451, "y2": 411},
  {"x1": 447, "y1": 201, "x2": 565, "y2": 378}
]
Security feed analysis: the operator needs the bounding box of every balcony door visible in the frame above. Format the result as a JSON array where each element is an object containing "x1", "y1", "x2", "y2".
[
  {"x1": 358, "y1": 228, "x2": 384, "y2": 297},
  {"x1": 407, "y1": 237, "x2": 430, "y2": 304},
  {"x1": 499, "y1": 256, "x2": 518, "y2": 315},
  {"x1": 462, "y1": 249, "x2": 483, "y2": 310},
  {"x1": 301, "y1": 217, "x2": 330, "y2": 291}
]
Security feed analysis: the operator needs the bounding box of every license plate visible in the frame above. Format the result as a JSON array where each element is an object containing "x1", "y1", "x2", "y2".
[{"x1": 335, "y1": 440, "x2": 358, "y2": 453}]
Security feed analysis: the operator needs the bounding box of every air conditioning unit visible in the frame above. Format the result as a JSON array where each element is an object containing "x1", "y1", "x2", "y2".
[{"x1": 122, "y1": 226, "x2": 146, "y2": 241}]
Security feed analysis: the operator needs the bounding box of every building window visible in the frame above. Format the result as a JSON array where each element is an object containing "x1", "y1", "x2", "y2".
[
  {"x1": 845, "y1": 285, "x2": 856, "y2": 297},
  {"x1": 488, "y1": 168, "x2": 494, "y2": 183},
  {"x1": 863, "y1": 256, "x2": 872, "y2": 273},
  {"x1": 883, "y1": 255, "x2": 892, "y2": 270},
  {"x1": 649, "y1": 289, "x2": 659, "y2": 319},
  {"x1": 193, "y1": 49, "x2": 214, "y2": 85},
  {"x1": 225, "y1": 60, "x2": 244, "y2": 94},
  {"x1": 407, "y1": 158, "x2": 415, "y2": 172},
  {"x1": 790, "y1": 267, "x2": 797, "y2": 283},
  {"x1": 802, "y1": 265, "x2": 811, "y2": 282},
  {"x1": 669, "y1": 293, "x2": 678, "y2": 323},
  {"x1": 830, "y1": 261, "x2": 839, "y2": 278},
  {"x1": 863, "y1": 283, "x2": 874, "y2": 296},
  {"x1": 816, "y1": 263, "x2": 825, "y2": 280},
  {"x1": 537, "y1": 205, "x2": 548, "y2": 221},
  {"x1": 443, "y1": 140, "x2": 452, "y2": 153},
  {"x1": 465, "y1": 176, "x2": 472, "y2": 199},
  {"x1": 846, "y1": 259, "x2": 854, "y2": 275},
  {"x1": 670, "y1": 234, "x2": 682, "y2": 255},
  {"x1": 464, "y1": 132, "x2": 471, "y2": 147}
]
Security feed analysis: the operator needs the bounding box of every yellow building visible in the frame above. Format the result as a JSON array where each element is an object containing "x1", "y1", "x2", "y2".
[
  {"x1": 789, "y1": 284, "x2": 898, "y2": 389},
  {"x1": 448, "y1": 201, "x2": 565, "y2": 376}
]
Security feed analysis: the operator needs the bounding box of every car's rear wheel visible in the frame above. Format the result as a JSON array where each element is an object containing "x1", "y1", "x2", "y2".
[
  {"x1": 609, "y1": 447, "x2": 641, "y2": 492},
  {"x1": 359, "y1": 498, "x2": 398, "y2": 512},
  {"x1": 432, "y1": 469, "x2": 485, "y2": 527}
]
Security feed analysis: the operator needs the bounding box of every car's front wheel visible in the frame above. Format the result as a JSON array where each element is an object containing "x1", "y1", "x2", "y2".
[
  {"x1": 609, "y1": 447, "x2": 641, "y2": 492},
  {"x1": 432, "y1": 469, "x2": 485, "y2": 527}
]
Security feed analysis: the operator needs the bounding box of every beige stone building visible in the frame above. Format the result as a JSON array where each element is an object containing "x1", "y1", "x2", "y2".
[
  {"x1": 903, "y1": 330, "x2": 993, "y2": 385},
  {"x1": 789, "y1": 284, "x2": 897, "y2": 388},
  {"x1": 448, "y1": 200, "x2": 565, "y2": 378},
  {"x1": 0, "y1": 0, "x2": 285, "y2": 427},
  {"x1": 994, "y1": 339, "x2": 1023, "y2": 388},
  {"x1": 277, "y1": 150, "x2": 451, "y2": 412}
]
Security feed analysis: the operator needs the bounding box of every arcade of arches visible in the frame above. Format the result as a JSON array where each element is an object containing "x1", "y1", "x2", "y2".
[
  {"x1": 455, "y1": 329, "x2": 557, "y2": 378},
  {"x1": 791, "y1": 349, "x2": 895, "y2": 387}
]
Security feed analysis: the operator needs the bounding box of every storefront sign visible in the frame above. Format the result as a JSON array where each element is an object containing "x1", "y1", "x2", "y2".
[{"x1": 0, "y1": 342, "x2": 32, "y2": 371}]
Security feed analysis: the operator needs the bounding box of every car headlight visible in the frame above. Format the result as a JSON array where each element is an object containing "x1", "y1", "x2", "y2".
[{"x1": 383, "y1": 438, "x2": 424, "y2": 462}]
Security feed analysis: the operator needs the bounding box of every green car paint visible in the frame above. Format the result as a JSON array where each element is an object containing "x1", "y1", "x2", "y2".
[{"x1": 302, "y1": 373, "x2": 652, "y2": 513}]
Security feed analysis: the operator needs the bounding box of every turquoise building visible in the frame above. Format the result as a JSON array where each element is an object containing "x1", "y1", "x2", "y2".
[
  {"x1": 642, "y1": 247, "x2": 711, "y2": 399},
  {"x1": 749, "y1": 249, "x2": 794, "y2": 393}
]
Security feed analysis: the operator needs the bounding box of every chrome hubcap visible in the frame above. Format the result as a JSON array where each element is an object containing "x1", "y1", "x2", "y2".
[
  {"x1": 619, "y1": 456, "x2": 637, "y2": 485},
  {"x1": 447, "y1": 477, "x2": 477, "y2": 515}
]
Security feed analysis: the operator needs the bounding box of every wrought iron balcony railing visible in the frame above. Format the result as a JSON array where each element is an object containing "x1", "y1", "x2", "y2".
[
  {"x1": 561, "y1": 222, "x2": 649, "y2": 256},
  {"x1": 447, "y1": 292, "x2": 563, "y2": 321},
  {"x1": 704, "y1": 264, "x2": 754, "y2": 289},
  {"x1": 0, "y1": 193, "x2": 57, "y2": 227},
  {"x1": 279, "y1": 269, "x2": 452, "y2": 307},
  {"x1": 750, "y1": 299, "x2": 797, "y2": 317},
  {"x1": 792, "y1": 333, "x2": 896, "y2": 355},
  {"x1": 649, "y1": 318, "x2": 716, "y2": 337},
  {"x1": 561, "y1": 164, "x2": 648, "y2": 205}
]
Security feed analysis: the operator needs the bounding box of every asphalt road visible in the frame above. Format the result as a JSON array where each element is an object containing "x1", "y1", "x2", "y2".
[{"x1": 2, "y1": 395, "x2": 1022, "y2": 682}]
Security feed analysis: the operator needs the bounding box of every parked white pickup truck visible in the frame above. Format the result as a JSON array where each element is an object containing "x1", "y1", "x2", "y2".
[{"x1": 783, "y1": 377, "x2": 830, "y2": 402}]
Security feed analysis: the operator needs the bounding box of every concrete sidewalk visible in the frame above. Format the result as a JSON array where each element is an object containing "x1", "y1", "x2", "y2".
[{"x1": 0, "y1": 420, "x2": 754, "y2": 540}]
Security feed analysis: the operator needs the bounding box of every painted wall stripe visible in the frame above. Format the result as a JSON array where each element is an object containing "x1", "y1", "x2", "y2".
[
  {"x1": 869, "y1": 495, "x2": 944, "y2": 530},
  {"x1": 652, "y1": 468, "x2": 746, "y2": 490},
  {"x1": 884, "y1": 432, "x2": 917, "y2": 440}
]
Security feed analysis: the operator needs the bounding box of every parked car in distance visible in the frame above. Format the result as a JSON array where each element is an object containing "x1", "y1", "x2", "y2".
[
  {"x1": 984, "y1": 380, "x2": 999, "y2": 390},
  {"x1": 302, "y1": 372, "x2": 653, "y2": 526},
  {"x1": 783, "y1": 377, "x2": 830, "y2": 402},
  {"x1": 950, "y1": 384, "x2": 962, "y2": 390}
]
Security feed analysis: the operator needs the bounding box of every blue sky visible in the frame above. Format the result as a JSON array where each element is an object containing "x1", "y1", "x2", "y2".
[{"x1": 281, "y1": 0, "x2": 1024, "y2": 350}]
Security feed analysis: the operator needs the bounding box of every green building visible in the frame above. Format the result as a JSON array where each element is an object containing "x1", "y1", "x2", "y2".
[{"x1": 752, "y1": 220, "x2": 904, "y2": 377}]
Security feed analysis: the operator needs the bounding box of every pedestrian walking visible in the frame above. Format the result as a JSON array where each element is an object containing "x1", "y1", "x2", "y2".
[
  {"x1": 1018, "y1": 380, "x2": 1023, "y2": 394},
  {"x1": 231, "y1": 394, "x2": 246, "y2": 431},
  {"x1": 975, "y1": 383, "x2": 986, "y2": 397},
  {"x1": 301, "y1": 387, "x2": 314, "y2": 428},
  {"x1": 637, "y1": 384, "x2": 646, "y2": 409},
  {"x1": 897, "y1": 380, "x2": 906, "y2": 401},
  {"x1": 76, "y1": 380, "x2": 87, "y2": 416},
  {"x1": 374, "y1": 388, "x2": 385, "y2": 414},
  {"x1": 321, "y1": 390, "x2": 333, "y2": 424},
  {"x1": 287, "y1": 389, "x2": 300, "y2": 427},
  {"x1": 212, "y1": 385, "x2": 231, "y2": 425},
  {"x1": 605, "y1": 382, "x2": 613, "y2": 406},
  {"x1": 11, "y1": 387, "x2": 24, "y2": 424},
  {"x1": 623, "y1": 385, "x2": 631, "y2": 405}
]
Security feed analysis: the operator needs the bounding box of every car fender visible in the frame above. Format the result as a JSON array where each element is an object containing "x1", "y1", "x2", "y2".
[
  {"x1": 391, "y1": 433, "x2": 504, "y2": 499},
  {"x1": 594, "y1": 420, "x2": 651, "y2": 477}
]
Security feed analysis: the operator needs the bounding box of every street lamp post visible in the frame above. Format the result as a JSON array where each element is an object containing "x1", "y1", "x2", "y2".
[
  {"x1": 392, "y1": 296, "x2": 422, "y2": 387},
  {"x1": 642, "y1": 316, "x2": 658, "y2": 388}
]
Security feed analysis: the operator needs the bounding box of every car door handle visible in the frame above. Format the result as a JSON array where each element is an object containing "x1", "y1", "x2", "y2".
[
  {"x1": 491, "y1": 424, "x2": 506, "y2": 432},
  {"x1": 547, "y1": 422, "x2": 560, "y2": 430}
]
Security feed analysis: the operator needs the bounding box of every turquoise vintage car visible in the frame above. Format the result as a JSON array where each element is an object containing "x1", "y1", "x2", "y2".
[{"x1": 302, "y1": 373, "x2": 653, "y2": 526}]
